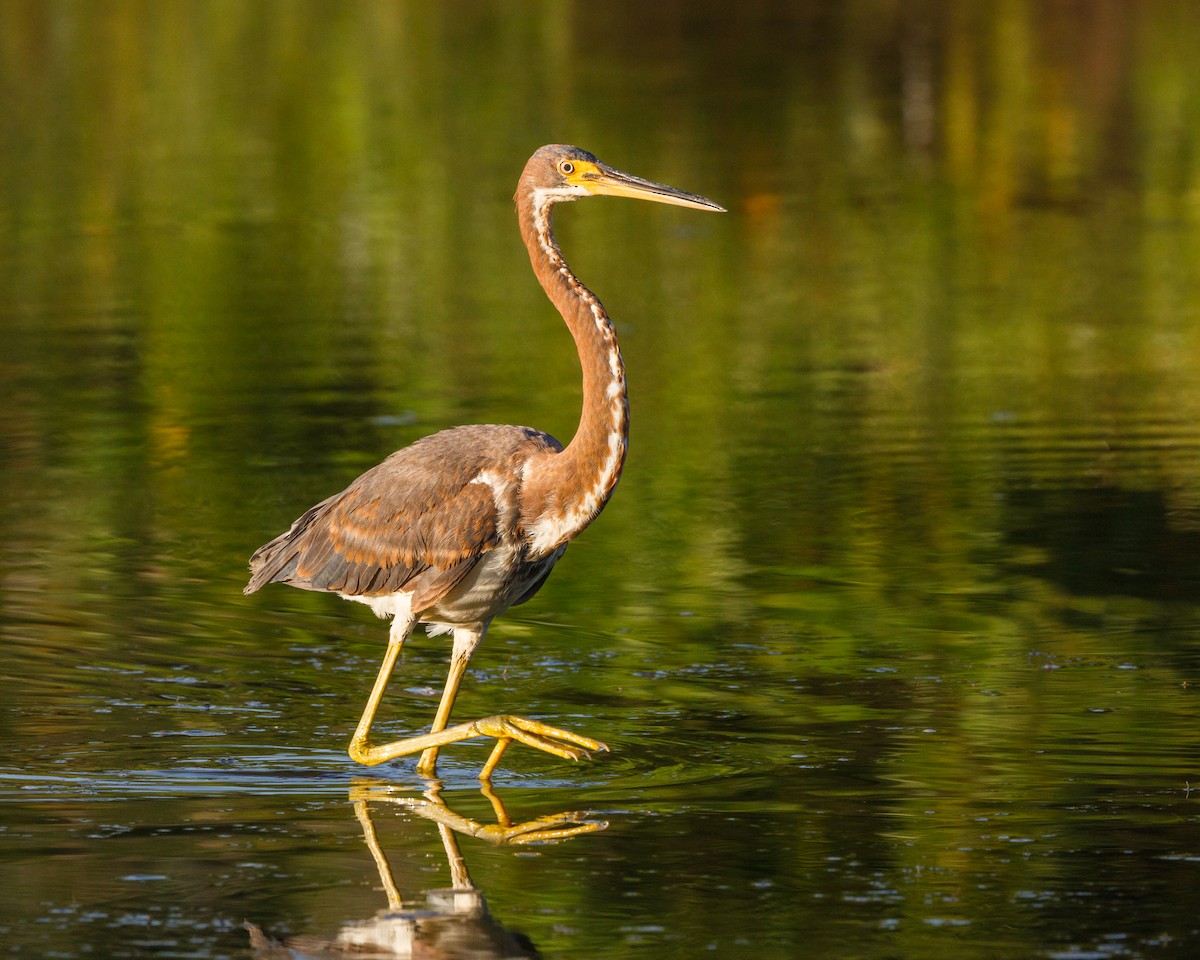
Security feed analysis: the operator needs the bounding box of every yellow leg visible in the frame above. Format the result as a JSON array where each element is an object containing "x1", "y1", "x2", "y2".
[
  {"x1": 347, "y1": 614, "x2": 413, "y2": 765},
  {"x1": 480, "y1": 738, "x2": 511, "y2": 781},
  {"x1": 415, "y1": 625, "x2": 485, "y2": 777},
  {"x1": 347, "y1": 619, "x2": 609, "y2": 778}
]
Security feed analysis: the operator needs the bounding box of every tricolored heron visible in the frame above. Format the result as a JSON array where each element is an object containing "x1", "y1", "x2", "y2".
[{"x1": 245, "y1": 144, "x2": 724, "y2": 779}]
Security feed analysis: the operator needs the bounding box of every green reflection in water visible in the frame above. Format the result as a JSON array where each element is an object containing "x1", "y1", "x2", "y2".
[{"x1": 2, "y1": 1, "x2": 1200, "y2": 959}]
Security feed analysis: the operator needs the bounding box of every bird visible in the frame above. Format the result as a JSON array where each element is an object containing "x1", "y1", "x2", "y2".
[{"x1": 244, "y1": 144, "x2": 724, "y2": 779}]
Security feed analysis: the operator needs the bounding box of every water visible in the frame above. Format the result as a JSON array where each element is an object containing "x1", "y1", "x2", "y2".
[{"x1": 3, "y1": 1, "x2": 1200, "y2": 957}]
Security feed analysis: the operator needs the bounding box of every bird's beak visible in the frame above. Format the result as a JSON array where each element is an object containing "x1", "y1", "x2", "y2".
[{"x1": 580, "y1": 163, "x2": 726, "y2": 213}]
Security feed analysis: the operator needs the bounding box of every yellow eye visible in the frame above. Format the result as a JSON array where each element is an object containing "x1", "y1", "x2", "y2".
[{"x1": 559, "y1": 160, "x2": 575, "y2": 175}]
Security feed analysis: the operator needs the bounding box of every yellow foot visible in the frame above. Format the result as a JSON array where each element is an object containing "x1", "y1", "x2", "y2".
[
  {"x1": 351, "y1": 714, "x2": 608, "y2": 779},
  {"x1": 468, "y1": 714, "x2": 608, "y2": 762},
  {"x1": 455, "y1": 714, "x2": 608, "y2": 781}
]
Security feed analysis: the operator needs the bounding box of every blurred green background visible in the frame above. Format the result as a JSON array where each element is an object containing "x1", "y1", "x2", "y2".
[{"x1": 2, "y1": 2, "x2": 1199, "y2": 958}]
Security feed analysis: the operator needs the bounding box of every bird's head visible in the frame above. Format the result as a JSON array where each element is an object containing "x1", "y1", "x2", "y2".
[{"x1": 520, "y1": 144, "x2": 725, "y2": 213}]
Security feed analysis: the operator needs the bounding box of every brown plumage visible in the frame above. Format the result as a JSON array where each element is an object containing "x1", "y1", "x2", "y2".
[
  {"x1": 246, "y1": 425, "x2": 559, "y2": 612},
  {"x1": 245, "y1": 145, "x2": 723, "y2": 779}
]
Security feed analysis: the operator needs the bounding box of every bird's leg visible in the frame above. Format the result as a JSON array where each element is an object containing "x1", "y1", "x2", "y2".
[
  {"x1": 415, "y1": 626, "x2": 610, "y2": 779},
  {"x1": 415, "y1": 625, "x2": 485, "y2": 778},
  {"x1": 348, "y1": 614, "x2": 415, "y2": 766},
  {"x1": 348, "y1": 619, "x2": 609, "y2": 777},
  {"x1": 480, "y1": 738, "x2": 511, "y2": 781}
]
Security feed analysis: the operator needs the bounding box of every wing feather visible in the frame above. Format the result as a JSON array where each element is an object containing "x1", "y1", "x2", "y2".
[{"x1": 245, "y1": 425, "x2": 561, "y2": 612}]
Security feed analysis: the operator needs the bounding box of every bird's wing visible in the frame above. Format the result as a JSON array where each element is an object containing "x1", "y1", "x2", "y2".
[
  {"x1": 245, "y1": 425, "x2": 559, "y2": 609},
  {"x1": 246, "y1": 471, "x2": 497, "y2": 604}
]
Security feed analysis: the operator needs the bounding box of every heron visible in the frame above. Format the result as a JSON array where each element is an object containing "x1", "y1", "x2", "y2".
[{"x1": 245, "y1": 144, "x2": 724, "y2": 779}]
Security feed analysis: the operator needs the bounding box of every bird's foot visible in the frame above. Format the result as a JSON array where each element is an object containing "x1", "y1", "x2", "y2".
[
  {"x1": 458, "y1": 714, "x2": 608, "y2": 778},
  {"x1": 467, "y1": 714, "x2": 607, "y2": 761},
  {"x1": 352, "y1": 714, "x2": 607, "y2": 778}
]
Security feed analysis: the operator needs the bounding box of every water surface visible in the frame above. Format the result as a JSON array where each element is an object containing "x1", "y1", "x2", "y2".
[{"x1": 2, "y1": 2, "x2": 1200, "y2": 958}]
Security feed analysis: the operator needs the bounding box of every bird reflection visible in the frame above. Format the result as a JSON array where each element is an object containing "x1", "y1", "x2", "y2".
[{"x1": 246, "y1": 782, "x2": 606, "y2": 959}]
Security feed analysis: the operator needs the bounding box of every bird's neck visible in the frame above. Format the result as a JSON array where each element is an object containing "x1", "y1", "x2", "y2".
[{"x1": 518, "y1": 195, "x2": 629, "y2": 555}]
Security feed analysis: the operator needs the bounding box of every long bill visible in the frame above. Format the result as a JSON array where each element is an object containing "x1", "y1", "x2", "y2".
[{"x1": 581, "y1": 164, "x2": 726, "y2": 212}]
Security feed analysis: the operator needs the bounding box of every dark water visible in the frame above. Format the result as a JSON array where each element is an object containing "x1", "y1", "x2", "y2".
[{"x1": 3, "y1": 2, "x2": 1200, "y2": 957}]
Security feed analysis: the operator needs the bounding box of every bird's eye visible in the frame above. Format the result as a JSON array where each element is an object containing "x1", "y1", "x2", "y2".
[{"x1": 559, "y1": 160, "x2": 575, "y2": 175}]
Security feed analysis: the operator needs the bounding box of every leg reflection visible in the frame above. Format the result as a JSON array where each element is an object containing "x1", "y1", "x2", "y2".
[
  {"x1": 375, "y1": 779, "x2": 608, "y2": 845},
  {"x1": 248, "y1": 781, "x2": 607, "y2": 958}
]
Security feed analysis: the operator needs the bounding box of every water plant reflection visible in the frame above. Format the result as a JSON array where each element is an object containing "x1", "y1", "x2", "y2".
[{"x1": 247, "y1": 782, "x2": 607, "y2": 958}]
